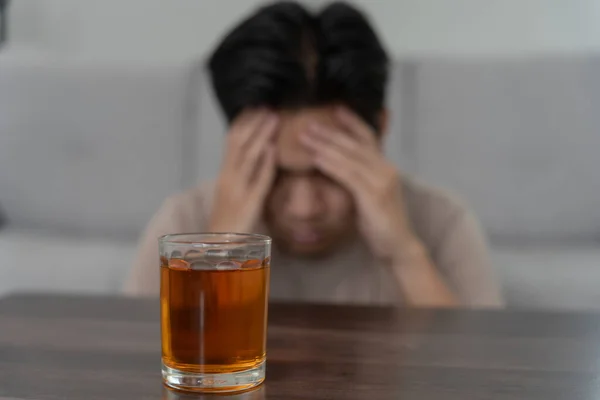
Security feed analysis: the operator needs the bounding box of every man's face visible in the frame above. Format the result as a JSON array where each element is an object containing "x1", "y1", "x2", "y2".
[{"x1": 264, "y1": 106, "x2": 356, "y2": 257}]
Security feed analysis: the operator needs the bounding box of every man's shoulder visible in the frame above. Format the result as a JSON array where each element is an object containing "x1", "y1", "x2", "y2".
[
  {"x1": 157, "y1": 182, "x2": 216, "y2": 220},
  {"x1": 403, "y1": 175, "x2": 468, "y2": 215},
  {"x1": 402, "y1": 176, "x2": 473, "y2": 241}
]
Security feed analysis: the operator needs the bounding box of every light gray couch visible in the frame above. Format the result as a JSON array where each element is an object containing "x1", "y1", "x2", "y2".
[
  {"x1": 0, "y1": 52, "x2": 202, "y2": 294},
  {"x1": 1, "y1": 50, "x2": 599, "y2": 309}
]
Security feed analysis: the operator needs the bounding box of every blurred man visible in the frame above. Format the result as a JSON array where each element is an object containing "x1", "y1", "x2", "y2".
[{"x1": 126, "y1": 1, "x2": 503, "y2": 307}]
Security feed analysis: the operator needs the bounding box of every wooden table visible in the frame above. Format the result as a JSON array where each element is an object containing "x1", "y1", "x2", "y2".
[{"x1": 1, "y1": 294, "x2": 600, "y2": 399}]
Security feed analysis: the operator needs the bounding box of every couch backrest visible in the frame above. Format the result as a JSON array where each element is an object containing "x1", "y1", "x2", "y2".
[
  {"x1": 0, "y1": 57, "x2": 198, "y2": 237},
  {"x1": 405, "y1": 55, "x2": 600, "y2": 241},
  {"x1": 2, "y1": 55, "x2": 598, "y2": 242}
]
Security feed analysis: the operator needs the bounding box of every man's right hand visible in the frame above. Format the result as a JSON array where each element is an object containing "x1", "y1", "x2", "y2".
[{"x1": 208, "y1": 109, "x2": 279, "y2": 233}]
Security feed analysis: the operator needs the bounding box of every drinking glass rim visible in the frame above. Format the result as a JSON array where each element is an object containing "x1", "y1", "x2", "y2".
[{"x1": 159, "y1": 232, "x2": 272, "y2": 246}]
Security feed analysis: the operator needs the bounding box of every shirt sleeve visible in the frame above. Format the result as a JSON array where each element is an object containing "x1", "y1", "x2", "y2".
[
  {"x1": 122, "y1": 193, "x2": 207, "y2": 296},
  {"x1": 434, "y1": 210, "x2": 505, "y2": 308}
]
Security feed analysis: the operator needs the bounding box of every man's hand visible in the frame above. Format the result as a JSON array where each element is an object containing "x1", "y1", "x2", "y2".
[
  {"x1": 208, "y1": 109, "x2": 278, "y2": 233},
  {"x1": 301, "y1": 106, "x2": 459, "y2": 307},
  {"x1": 300, "y1": 106, "x2": 416, "y2": 263}
]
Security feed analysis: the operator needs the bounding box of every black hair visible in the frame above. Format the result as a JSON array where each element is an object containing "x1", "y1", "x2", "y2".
[{"x1": 207, "y1": 1, "x2": 389, "y2": 132}]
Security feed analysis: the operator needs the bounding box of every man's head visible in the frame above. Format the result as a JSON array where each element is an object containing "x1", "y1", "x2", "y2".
[{"x1": 208, "y1": 1, "x2": 389, "y2": 256}]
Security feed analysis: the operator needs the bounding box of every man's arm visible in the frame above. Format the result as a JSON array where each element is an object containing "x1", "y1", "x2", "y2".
[
  {"x1": 387, "y1": 237, "x2": 459, "y2": 307},
  {"x1": 425, "y1": 210, "x2": 504, "y2": 307},
  {"x1": 124, "y1": 109, "x2": 278, "y2": 296},
  {"x1": 301, "y1": 106, "x2": 502, "y2": 308},
  {"x1": 386, "y1": 209, "x2": 503, "y2": 308}
]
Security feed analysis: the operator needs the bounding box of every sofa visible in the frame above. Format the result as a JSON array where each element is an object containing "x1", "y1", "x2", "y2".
[{"x1": 1, "y1": 49, "x2": 599, "y2": 309}]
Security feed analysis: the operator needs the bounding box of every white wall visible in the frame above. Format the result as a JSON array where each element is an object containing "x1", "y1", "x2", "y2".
[
  {"x1": 8, "y1": 0, "x2": 600, "y2": 59},
  {"x1": 351, "y1": 0, "x2": 600, "y2": 56},
  {"x1": 9, "y1": 0, "x2": 273, "y2": 58}
]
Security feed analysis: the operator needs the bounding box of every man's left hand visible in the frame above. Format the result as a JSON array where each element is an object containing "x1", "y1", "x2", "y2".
[{"x1": 300, "y1": 106, "x2": 421, "y2": 263}]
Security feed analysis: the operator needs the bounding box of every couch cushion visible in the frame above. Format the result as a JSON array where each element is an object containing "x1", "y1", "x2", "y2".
[
  {"x1": 0, "y1": 55, "x2": 199, "y2": 236},
  {"x1": 0, "y1": 228, "x2": 136, "y2": 296},
  {"x1": 410, "y1": 56, "x2": 600, "y2": 240},
  {"x1": 491, "y1": 244, "x2": 600, "y2": 311}
]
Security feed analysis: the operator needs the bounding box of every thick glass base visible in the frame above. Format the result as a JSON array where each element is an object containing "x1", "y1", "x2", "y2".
[{"x1": 162, "y1": 361, "x2": 265, "y2": 393}]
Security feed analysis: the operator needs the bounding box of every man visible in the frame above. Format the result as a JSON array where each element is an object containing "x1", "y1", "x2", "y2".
[{"x1": 125, "y1": 1, "x2": 503, "y2": 307}]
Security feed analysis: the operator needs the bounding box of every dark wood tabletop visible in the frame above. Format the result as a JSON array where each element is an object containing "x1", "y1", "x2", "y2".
[{"x1": 1, "y1": 294, "x2": 600, "y2": 400}]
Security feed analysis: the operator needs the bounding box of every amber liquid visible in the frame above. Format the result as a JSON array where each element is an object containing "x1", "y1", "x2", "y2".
[{"x1": 161, "y1": 258, "x2": 269, "y2": 374}]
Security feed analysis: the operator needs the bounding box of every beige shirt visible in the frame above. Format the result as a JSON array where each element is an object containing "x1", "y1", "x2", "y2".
[{"x1": 125, "y1": 177, "x2": 503, "y2": 307}]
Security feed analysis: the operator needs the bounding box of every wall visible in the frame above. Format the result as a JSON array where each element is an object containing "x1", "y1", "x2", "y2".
[
  {"x1": 9, "y1": 0, "x2": 271, "y2": 58},
  {"x1": 8, "y1": 0, "x2": 600, "y2": 59}
]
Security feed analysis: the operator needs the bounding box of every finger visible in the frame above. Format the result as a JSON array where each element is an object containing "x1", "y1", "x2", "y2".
[
  {"x1": 303, "y1": 127, "x2": 398, "y2": 195},
  {"x1": 300, "y1": 133, "x2": 370, "y2": 192},
  {"x1": 251, "y1": 144, "x2": 276, "y2": 202},
  {"x1": 225, "y1": 109, "x2": 270, "y2": 163},
  {"x1": 238, "y1": 114, "x2": 279, "y2": 179},
  {"x1": 334, "y1": 106, "x2": 378, "y2": 148},
  {"x1": 305, "y1": 123, "x2": 374, "y2": 166}
]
